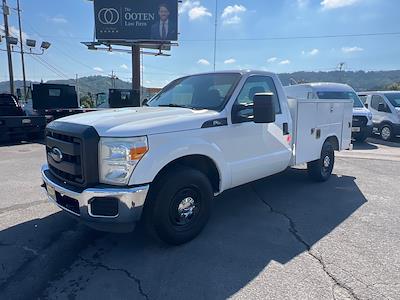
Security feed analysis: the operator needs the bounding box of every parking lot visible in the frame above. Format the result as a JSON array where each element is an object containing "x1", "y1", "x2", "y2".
[{"x1": 0, "y1": 138, "x2": 399, "y2": 300}]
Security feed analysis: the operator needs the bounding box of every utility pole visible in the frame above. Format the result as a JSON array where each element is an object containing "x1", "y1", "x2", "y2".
[
  {"x1": 132, "y1": 44, "x2": 141, "y2": 92},
  {"x1": 2, "y1": 0, "x2": 15, "y2": 94},
  {"x1": 75, "y1": 74, "x2": 80, "y2": 105},
  {"x1": 213, "y1": 0, "x2": 218, "y2": 71},
  {"x1": 16, "y1": 0, "x2": 27, "y2": 100}
]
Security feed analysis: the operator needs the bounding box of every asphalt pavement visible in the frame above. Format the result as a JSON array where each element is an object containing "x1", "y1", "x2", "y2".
[{"x1": 0, "y1": 138, "x2": 399, "y2": 300}]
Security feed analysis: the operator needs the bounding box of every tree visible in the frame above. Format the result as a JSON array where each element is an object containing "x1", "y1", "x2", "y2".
[
  {"x1": 386, "y1": 82, "x2": 400, "y2": 91},
  {"x1": 80, "y1": 95, "x2": 94, "y2": 108}
]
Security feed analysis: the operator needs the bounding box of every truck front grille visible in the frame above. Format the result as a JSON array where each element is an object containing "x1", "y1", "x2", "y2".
[
  {"x1": 352, "y1": 116, "x2": 368, "y2": 127},
  {"x1": 46, "y1": 131, "x2": 84, "y2": 186},
  {"x1": 45, "y1": 123, "x2": 99, "y2": 188}
]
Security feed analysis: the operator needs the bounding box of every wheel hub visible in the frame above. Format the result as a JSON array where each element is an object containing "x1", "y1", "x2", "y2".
[
  {"x1": 381, "y1": 127, "x2": 391, "y2": 140},
  {"x1": 323, "y1": 155, "x2": 331, "y2": 168},
  {"x1": 178, "y1": 197, "x2": 196, "y2": 219}
]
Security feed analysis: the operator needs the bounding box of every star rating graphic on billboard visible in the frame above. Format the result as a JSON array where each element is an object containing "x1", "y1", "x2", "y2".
[{"x1": 94, "y1": 0, "x2": 178, "y2": 42}]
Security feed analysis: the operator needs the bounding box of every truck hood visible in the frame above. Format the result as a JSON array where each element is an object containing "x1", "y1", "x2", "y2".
[
  {"x1": 353, "y1": 107, "x2": 371, "y2": 116},
  {"x1": 54, "y1": 107, "x2": 221, "y2": 136}
]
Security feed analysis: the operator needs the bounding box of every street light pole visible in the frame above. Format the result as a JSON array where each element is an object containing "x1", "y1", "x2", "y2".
[
  {"x1": 16, "y1": 0, "x2": 27, "y2": 100},
  {"x1": 2, "y1": 0, "x2": 15, "y2": 94},
  {"x1": 213, "y1": 0, "x2": 218, "y2": 71}
]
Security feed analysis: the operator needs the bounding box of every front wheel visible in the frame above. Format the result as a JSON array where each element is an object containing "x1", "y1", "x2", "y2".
[
  {"x1": 144, "y1": 166, "x2": 213, "y2": 245},
  {"x1": 307, "y1": 141, "x2": 335, "y2": 182},
  {"x1": 380, "y1": 125, "x2": 393, "y2": 141}
]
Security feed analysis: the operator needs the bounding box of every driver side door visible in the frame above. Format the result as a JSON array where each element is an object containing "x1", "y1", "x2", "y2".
[{"x1": 225, "y1": 75, "x2": 292, "y2": 187}]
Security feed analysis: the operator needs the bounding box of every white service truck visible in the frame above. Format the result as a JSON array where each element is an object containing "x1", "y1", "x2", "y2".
[{"x1": 41, "y1": 71, "x2": 352, "y2": 245}]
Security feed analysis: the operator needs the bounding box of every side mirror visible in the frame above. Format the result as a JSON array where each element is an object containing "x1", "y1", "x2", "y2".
[
  {"x1": 253, "y1": 93, "x2": 276, "y2": 124},
  {"x1": 364, "y1": 103, "x2": 368, "y2": 109},
  {"x1": 378, "y1": 103, "x2": 386, "y2": 112}
]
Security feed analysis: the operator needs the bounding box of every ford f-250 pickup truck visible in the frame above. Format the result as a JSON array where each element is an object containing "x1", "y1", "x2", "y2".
[{"x1": 41, "y1": 70, "x2": 353, "y2": 245}]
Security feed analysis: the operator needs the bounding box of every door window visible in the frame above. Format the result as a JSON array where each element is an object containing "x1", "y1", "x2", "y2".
[
  {"x1": 371, "y1": 95, "x2": 390, "y2": 112},
  {"x1": 232, "y1": 76, "x2": 281, "y2": 123}
]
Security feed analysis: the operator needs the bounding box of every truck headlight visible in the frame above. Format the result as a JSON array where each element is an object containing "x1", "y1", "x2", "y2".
[{"x1": 99, "y1": 137, "x2": 148, "y2": 185}]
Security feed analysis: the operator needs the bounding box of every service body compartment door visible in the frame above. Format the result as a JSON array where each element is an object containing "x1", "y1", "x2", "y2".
[
  {"x1": 341, "y1": 102, "x2": 353, "y2": 150},
  {"x1": 294, "y1": 102, "x2": 320, "y2": 164}
]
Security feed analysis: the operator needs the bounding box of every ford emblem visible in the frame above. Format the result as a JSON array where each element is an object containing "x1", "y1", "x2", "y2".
[{"x1": 50, "y1": 147, "x2": 63, "y2": 163}]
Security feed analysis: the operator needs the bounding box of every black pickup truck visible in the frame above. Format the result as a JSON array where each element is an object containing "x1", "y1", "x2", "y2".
[{"x1": 0, "y1": 93, "x2": 46, "y2": 142}]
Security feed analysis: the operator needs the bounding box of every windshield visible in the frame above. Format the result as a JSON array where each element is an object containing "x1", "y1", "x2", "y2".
[
  {"x1": 385, "y1": 93, "x2": 400, "y2": 107},
  {"x1": 316, "y1": 91, "x2": 365, "y2": 108},
  {"x1": 147, "y1": 73, "x2": 241, "y2": 111}
]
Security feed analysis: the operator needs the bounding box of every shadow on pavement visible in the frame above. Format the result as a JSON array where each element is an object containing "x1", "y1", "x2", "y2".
[
  {"x1": 0, "y1": 139, "x2": 45, "y2": 148},
  {"x1": 352, "y1": 141, "x2": 378, "y2": 150},
  {"x1": 0, "y1": 168, "x2": 367, "y2": 299},
  {"x1": 366, "y1": 137, "x2": 400, "y2": 148}
]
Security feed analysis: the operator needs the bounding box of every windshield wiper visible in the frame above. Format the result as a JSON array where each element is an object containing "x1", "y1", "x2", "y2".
[{"x1": 158, "y1": 104, "x2": 192, "y2": 109}]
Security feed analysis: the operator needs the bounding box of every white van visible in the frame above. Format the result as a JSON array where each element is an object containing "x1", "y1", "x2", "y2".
[
  {"x1": 358, "y1": 91, "x2": 400, "y2": 141},
  {"x1": 285, "y1": 83, "x2": 373, "y2": 142}
]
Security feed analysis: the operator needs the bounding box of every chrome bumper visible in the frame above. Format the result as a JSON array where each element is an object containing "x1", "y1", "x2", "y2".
[{"x1": 41, "y1": 164, "x2": 149, "y2": 232}]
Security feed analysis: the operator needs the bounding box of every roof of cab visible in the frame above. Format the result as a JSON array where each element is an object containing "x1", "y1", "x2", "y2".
[{"x1": 179, "y1": 70, "x2": 278, "y2": 78}]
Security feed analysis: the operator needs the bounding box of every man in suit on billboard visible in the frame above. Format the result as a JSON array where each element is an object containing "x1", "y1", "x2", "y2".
[{"x1": 151, "y1": 3, "x2": 177, "y2": 41}]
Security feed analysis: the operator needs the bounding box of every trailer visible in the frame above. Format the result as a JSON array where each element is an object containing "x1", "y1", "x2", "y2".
[{"x1": 0, "y1": 94, "x2": 46, "y2": 142}]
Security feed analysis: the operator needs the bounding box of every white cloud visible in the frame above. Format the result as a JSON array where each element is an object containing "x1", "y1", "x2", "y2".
[
  {"x1": 279, "y1": 60, "x2": 291, "y2": 65},
  {"x1": 93, "y1": 67, "x2": 104, "y2": 72},
  {"x1": 342, "y1": 46, "x2": 364, "y2": 53},
  {"x1": 224, "y1": 58, "x2": 236, "y2": 64},
  {"x1": 197, "y1": 59, "x2": 210, "y2": 65},
  {"x1": 221, "y1": 4, "x2": 247, "y2": 25},
  {"x1": 180, "y1": 1, "x2": 212, "y2": 20},
  {"x1": 189, "y1": 6, "x2": 212, "y2": 20},
  {"x1": 120, "y1": 64, "x2": 129, "y2": 70},
  {"x1": 8, "y1": 26, "x2": 29, "y2": 41},
  {"x1": 321, "y1": 0, "x2": 360, "y2": 10},
  {"x1": 302, "y1": 48, "x2": 320, "y2": 56},
  {"x1": 297, "y1": 0, "x2": 309, "y2": 8},
  {"x1": 267, "y1": 57, "x2": 278, "y2": 63},
  {"x1": 48, "y1": 16, "x2": 68, "y2": 24}
]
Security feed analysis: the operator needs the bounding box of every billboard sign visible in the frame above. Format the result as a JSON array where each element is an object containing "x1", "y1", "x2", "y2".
[{"x1": 94, "y1": 0, "x2": 178, "y2": 42}]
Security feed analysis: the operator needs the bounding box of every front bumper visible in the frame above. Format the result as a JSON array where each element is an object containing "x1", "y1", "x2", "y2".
[
  {"x1": 41, "y1": 164, "x2": 149, "y2": 232},
  {"x1": 352, "y1": 124, "x2": 373, "y2": 137}
]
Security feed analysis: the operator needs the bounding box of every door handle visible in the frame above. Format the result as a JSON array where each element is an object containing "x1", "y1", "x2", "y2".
[{"x1": 283, "y1": 123, "x2": 289, "y2": 135}]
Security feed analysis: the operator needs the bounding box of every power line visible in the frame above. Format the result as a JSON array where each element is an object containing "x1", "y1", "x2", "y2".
[
  {"x1": 32, "y1": 31, "x2": 400, "y2": 42},
  {"x1": 181, "y1": 31, "x2": 400, "y2": 42}
]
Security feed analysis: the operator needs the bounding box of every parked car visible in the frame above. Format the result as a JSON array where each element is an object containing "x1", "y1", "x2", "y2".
[
  {"x1": 284, "y1": 83, "x2": 373, "y2": 142},
  {"x1": 357, "y1": 91, "x2": 400, "y2": 141},
  {"x1": 41, "y1": 71, "x2": 353, "y2": 245},
  {"x1": 0, "y1": 93, "x2": 46, "y2": 142}
]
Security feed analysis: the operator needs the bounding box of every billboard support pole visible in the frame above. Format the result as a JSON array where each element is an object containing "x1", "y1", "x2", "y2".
[{"x1": 132, "y1": 44, "x2": 141, "y2": 98}]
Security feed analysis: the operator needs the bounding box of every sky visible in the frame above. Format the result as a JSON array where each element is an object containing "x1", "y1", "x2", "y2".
[{"x1": 0, "y1": 0, "x2": 399, "y2": 88}]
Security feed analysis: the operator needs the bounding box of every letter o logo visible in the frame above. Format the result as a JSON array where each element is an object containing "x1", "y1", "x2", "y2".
[{"x1": 98, "y1": 8, "x2": 120, "y2": 25}]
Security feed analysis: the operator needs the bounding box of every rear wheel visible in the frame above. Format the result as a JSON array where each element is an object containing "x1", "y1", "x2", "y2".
[
  {"x1": 307, "y1": 141, "x2": 335, "y2": 182},
  {"x1": 380, "y1": 125, "x2": 393, "y2": 141},
  {"x1": 144, "y1": 166, "x2": 213, "y2": 245}
]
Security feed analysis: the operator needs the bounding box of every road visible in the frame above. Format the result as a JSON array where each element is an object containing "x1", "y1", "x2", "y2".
[{"x1": 0, "y1": 138, "x2": 399, "y2": 300}]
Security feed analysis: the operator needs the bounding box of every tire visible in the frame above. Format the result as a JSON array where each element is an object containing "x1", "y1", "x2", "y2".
[
  {"x1": 144, "y1": 166, "x2": 213, "y2": 245},
  {"x1": 307, "y1": 141, "x2": 335, "y2": 182},
  {"x1": 380, "y1": 125, "x2": 393, "y2": 141}
]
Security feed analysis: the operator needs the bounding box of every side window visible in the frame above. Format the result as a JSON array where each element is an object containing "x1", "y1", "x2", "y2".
[
  {"x1": 234, "y1": 76, "x2": 281, "y2": 115},
  {"x1": 371, "y1": 95, "x2": 386, "y2": 111},
  {"x1": 358, "y1": 95, "x2": 367, "y2": 104}
]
